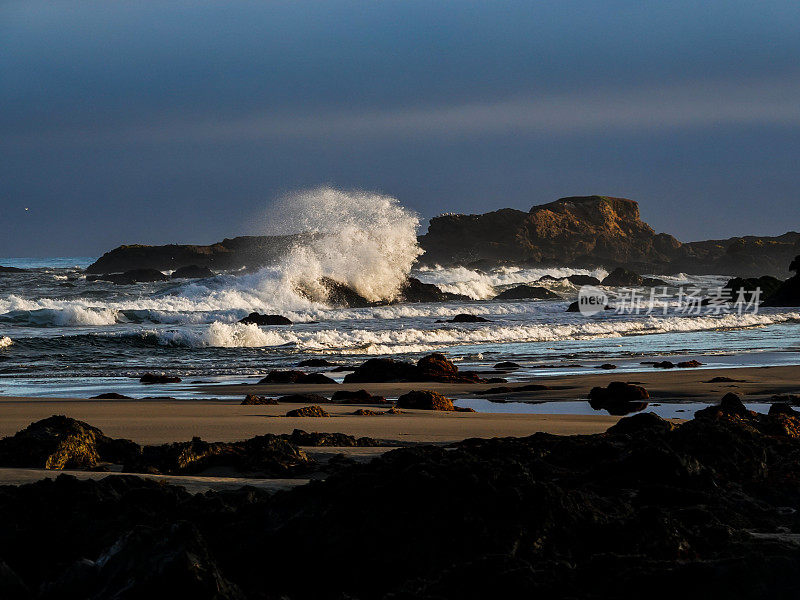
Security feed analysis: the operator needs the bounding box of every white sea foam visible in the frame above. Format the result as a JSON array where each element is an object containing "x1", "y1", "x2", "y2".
[
  {"x1": 0, "y1": 336, "x2": 12, "y2": 348},
  {"x1": 415, "y1": 265, "x2": 609, "y2": 299},
  {"x1": 149, "y1": 311, "x2": 800, "y2": 353}
]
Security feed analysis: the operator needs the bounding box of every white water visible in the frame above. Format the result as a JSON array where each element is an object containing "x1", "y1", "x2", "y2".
[{"x1": 0, "y1": 336, "x2": 12, "y2": 348}]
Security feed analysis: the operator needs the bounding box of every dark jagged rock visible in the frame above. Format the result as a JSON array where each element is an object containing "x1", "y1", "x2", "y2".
[
  {"x1": 139, "y1": 373, "x2": 182, "y2": 384},
  {"x1": 297, "y1": 358, "x2": 333, "y2": 367},
  {"x1": 285, "y1": 429, "x2": 380, "y2": 447},
  {"x1": 0, "y1": 560, "x2": 29, "y2": 600},
  {"x1": 285, "y1": 406, "x2": 329, "y2": 418},
  {"x1": 0, "y1": 265, "x2": 27, "y2": 273},
  {"x1": 170, "y1": 264, "x2": 216, "y2": 279},
  {"x1": 607, "y1": 412, "x2": 676, "y2": 435},
  {"x1": 588, "y1": 381, "x2": 649, "y2": 416},
  {"x1": 317, "y1": 277, "x2": 373, "y2": 308},
  {"x1": 596, "y1": 363, "x2": 617, "y2": 369},
  {"x1": 125, "y1": 435, "x2": 311, "y2": 477},
  {"x1": 494, "y1": 361, "x2": 521, "y2": 369},
  {"x1": 353, "y1": 408, "x2": 381, "y2": 416},
  {"x1": 10, "y1": 410, "x2": 800, "y2": 597},
  {"x1": 493, "y1": 285, "x2": 560, "y2": 300},
  {"x1": 86, "y1": 234, "x2": 307, "y2": 274},
  {"x1": 772, "y1": 394, "x2": 800, "y2": 405},
  {"x1": 48, "y1": 521, "x2": 246, "y2": 600},
  {"x1": 769, "y1": 403, "x2": 798, "y2": 417},
  {"x1": 647, "y1": 360, "x2": 676, "y2": 368},
  {"x1": 277, "y1": 393, "x2": 328, "y2": 404},
  {"x1": 725, "y1": 276, "x2": 783, "y2": 303},
  {"x1": 344, "y1": 353, "x2": 484, "y2": 384},
  {"x1": 762, "y1": 255, "x2": 800, "y2": 306},
  {"x1": 396, "y1": 390, "x2": 475, "y2": 412},
  {"x1": 0, "y1": 416, "x2": 140, "y2": 470},
  {"x1": 438, "y1": 313, "x2": 490, "y2": 323},
  {"x1": 601, "y1": 267, "x2": 666, "y2": 287},
  {"x1": 239, "y1": 312, "x2": 292, "y2": 326},
  {"x1": 87, "y1": 268, "x2": 169, "y2": 285},
  {"x1": 399, "y1": 277, "x2": 470, "y2": 303},
  {"x1": 567, "y1": 274, "x2": 601, "y2": 286},
  {"x1": 240, "y1": 394, "x2": 278, "y2": 405},
  {"x1": 257, "y1": 371, "x2": 336, "y2": 384},
  {"x1": 330, "y1": 389, "x2": 388, "y2": 404},
  {"x1": 695, "y1": 392, "x2": 753, "y2": 420},
  {"x1": 678, "y1": 359, "x2": 703, "y2": 368},
  {"x1": 90, "y1": 393, "x2": 133, "y2": 400}
]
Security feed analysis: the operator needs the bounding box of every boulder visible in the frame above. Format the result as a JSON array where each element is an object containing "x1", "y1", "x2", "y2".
[
  {"x1": 494, "y1": 361, "x2": 521, "y2": 369},
  {"x1": 438, "y1": 313, "x2": 490, "y2": 323},
  {"x1": 298, "y1": 358, "x2": 334, "y2": 367},
  {"x1": 285, "y1": 429, "x2": 379, "y2": 447},
  {"x1": 125, "y1": 434, "x2": 310, "y2": 476},
  {"x1": 588, "y1": 381, "x2": 649, "y2": 416},
  {"x1": 139, "y1": 373, "x2": 182, "y2": 384},
  {"x1": 344, "y1": 353, "x2": 483, "y2": 384},
  {"x1": 567, "y1": 274, "x2": 601, "y2": 286},
  {"x1": 330, "y1": 389, "x2": 388, "y2": 404},
  {"x1": 607, "y1": 412, "x2": 675, "y2": 435},
  {"x1": 596, "y1": 363, "x2": 617, "y2": 370},
  {"x1": 90, "y1": 393, "x2": 133, "y2": 400},
  {"x1": 317, "y1": 277, "x2": 373, "y2": 308},
  {"x1": 493, "y1": 285, "x2": 560, "y2": 300},
  {"x1": 694, "y1": 392, "x2": 753, "y2": 420},
  {"x1": 399, "y1": 277, "x2": 470, "y2": 302},
  {"x1": 240, "y1": 394, "x2": 278, "y2": 405},
  {"x1": 677, "y1": 359, "x2": 703, "y2": 368},
  {"x1": 88, "y1": 268, "x2": 169, "y2": 285},
  {"x1": 769, "y1": 403, "x2": 798, "y2": 417},
  {"x1": 396, "y1": 390, "x2": 456, "y2": 411},
  {"x1": 601, "y1": 267, "x2": 666, "y2": 287},
  {"x1": 0, "y1": 415, "x2": 140, "y2": 470},
  {"x1": 285, "y1": 406, "x2": 330, "y2": 418},
  {"x1": 239, "y1": 312, "x2": 293, "y2": 326},
  {"x1": 170, "y1": 264, "x2": 215, "y2": 279}
]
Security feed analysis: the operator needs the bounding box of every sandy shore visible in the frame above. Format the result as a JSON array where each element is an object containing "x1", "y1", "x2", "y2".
[
  {"x1": 200, "y1": 364, "x2": 800, "y2": 403},
  {"x1": 0, "y1": 397, "x2": 619, "y2": 444}
]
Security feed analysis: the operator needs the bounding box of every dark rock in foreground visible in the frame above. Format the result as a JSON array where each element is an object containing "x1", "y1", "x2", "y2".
[
  {"x1": 762, "y1": 255, "x2": 800, "y2": 306},
  {"x1": 344, "y1": 352, "x2": 485, "y2": 384},
  {"x1": 399, "y1": 277, "x2": 470, "y2": 303},
  {"x1": 239, "y1": 312, "x2": 292, "y2": 325},
  {"x1": 725, "y1": 275, "x2": 783, "y2": 303},
  {"x1": 493, "y1": 285, "x2": 560, "y2": 300},
  {"x1": 171, "y1": 264, "x2": 216, "y2": 279},
  {"x1": 285, "y1": 429, "x2": 379, "y2": 447},
  {"x1": 7, "y1": 406, "x2": 800, "y2": 597}
]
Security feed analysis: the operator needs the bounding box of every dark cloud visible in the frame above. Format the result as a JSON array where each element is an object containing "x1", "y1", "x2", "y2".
[{"x1": 1, "y1": 0, "x2": 799, "y2": 255}]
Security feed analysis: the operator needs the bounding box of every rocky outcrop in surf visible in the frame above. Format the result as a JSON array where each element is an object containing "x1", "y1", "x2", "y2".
[
  {"x1": 420, "y1": 195, "x2": 800, "y2": 277},
  {"x1": 762, "y1": 255, "x2": 800, "y2": 306},
  {"x1": 343, "y1": 353, "x2": 485, "y2": 384}
]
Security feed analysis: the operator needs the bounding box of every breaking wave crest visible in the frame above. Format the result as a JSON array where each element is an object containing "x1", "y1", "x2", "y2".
[
  {"x1": 146, "y1": 311, "x2": 800, "y2": 354},
  {"x1": 0, "y1": 336, "x2": 12, "y2": 348}
]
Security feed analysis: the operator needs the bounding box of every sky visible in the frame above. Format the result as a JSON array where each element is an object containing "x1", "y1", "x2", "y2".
[{"x1": 2, "y1": 0, "x2": 800, "y2": 256}]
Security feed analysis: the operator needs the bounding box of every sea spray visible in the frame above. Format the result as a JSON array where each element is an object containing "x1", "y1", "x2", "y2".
[{"x1": 264, "y1": 187, "x2": 422, "y2": 303}]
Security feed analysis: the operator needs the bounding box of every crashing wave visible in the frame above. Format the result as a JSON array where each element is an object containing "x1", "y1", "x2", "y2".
[{"x1": 0, "y1": 336, "x2": 12, "y2": 348}]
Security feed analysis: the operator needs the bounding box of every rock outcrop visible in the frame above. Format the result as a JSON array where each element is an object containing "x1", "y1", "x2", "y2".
[
  {"x1": 285, "y1": 406, "x2": 329, "y2": 418},
  {"x1": 601, "y1": 267, "x2": 666, "y2": 287},
  {"x1": 170, "y1": 264, "x2": 215, "y2": 279},
  {"x1": 330, "y1": 389, "x2": 388, "y2": 404},
  {"x1": 493, "y1": 285, "x2": 560, "y2": 300},
  {"x1": 239, "y1": 313, "x2": 292, "y2": 325},
  {"x1": 9, "y1": 408, "x2": 800, "y2": 597},
  {"x1": 762, "y1": 255, "x2": 800, "y2": 306},
  {"x1": 257, "y1": 371, "x2": 336, "y2": 384},
  {"x1": 588, "y1": 381, "x2": 650, "y2": 415},
  {"x1": 87, "y1": 268, "x2": 169, "y2": 284},
  {"x1": 343, "y1": 353, "x2": 484, "y2": 384}
]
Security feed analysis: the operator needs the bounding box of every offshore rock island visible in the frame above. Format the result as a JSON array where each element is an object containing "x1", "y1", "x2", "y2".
[{"x1": 87, "y1": 196, "x2": 800, "y2": 277}]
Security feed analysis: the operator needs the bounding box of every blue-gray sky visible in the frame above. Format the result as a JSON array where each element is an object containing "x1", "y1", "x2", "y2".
[{"x1": 2, "y1": 0, "x2": 799, "y2": 256}]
